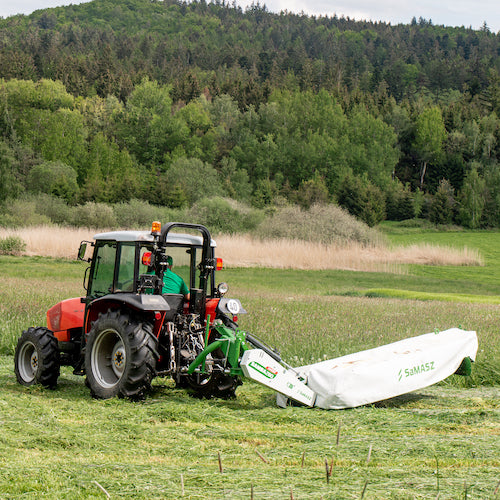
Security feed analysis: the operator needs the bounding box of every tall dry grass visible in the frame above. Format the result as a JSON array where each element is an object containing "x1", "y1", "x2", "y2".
[
  {"x1": 0, "y1": 226, "x2": 96, "y2": 260},
  {"x1": 216, "y1": 234, "x2": 483, "y2": 271},
  {"x1": 0, "y1": 226, "x2": 483, "y2": 272}
]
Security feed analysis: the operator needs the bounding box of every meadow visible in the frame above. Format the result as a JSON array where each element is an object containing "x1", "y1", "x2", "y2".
[{"x1": 0, "y1": 227, "x2": 498, "y2": 498}]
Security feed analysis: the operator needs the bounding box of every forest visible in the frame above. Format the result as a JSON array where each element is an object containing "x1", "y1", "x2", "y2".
[{"x1": 1, "y1": 0, "x2": 500, "y2": 228}]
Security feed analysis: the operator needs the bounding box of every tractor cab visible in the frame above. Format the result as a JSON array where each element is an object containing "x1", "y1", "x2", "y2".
[
  {"x1": 78, "y1": 222, "x2": 228, "y2": 327},
  {"x1": 80, "y1": 223, "x2": 218, "y2": 297}
]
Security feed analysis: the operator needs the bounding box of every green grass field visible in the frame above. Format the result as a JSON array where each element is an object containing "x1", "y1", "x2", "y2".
[{"x1": 0, "y1": 229, "x2": 499, "y2": 498}]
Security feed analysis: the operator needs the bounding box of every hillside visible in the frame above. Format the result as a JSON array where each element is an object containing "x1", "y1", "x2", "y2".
[
  {"x1": 0, "y1": 0, "x2": 500, "y2": 228},
  {"x1": 1, "y1": 0, "x2": 499, "y2": 103}
]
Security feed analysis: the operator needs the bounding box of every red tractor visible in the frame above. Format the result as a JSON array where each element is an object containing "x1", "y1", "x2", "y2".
[{"x1": 14, "y1": 222, "x2": 246, "y2": 399}]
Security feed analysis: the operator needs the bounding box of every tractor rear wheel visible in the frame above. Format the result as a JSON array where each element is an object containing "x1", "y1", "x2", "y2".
[
  {"x1": 85, "y1": 310, "x2": 158, "y2": 399},
  {"x1": 14, "y1": 327, "x2": 60, "y2": 388}
]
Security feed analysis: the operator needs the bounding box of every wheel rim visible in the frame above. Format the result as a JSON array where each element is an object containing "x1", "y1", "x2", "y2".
[
  {"x1": 18, "y1": 341, "x2": 38, "y2": 383},
  {"x1": 91, "y1": 328, "x2": 126, "y2": 389}
]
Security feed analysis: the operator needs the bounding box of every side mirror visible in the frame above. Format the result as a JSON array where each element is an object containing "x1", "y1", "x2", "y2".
[{"x1": 78, "y1": 241, "x2": 92, "y2": 262}]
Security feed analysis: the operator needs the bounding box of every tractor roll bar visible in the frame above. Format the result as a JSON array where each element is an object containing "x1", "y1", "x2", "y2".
[
  {"x1": 159, "y1": 222, "x2": 213, "y2": 319},
  {"x1": 160, "y1": 222, "x2": 212, "y2": 251}
]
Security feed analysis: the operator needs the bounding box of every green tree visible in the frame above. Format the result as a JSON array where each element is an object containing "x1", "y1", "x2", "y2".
[
  {"x1": 0, "y1": 140, "x2": 22, "y2": 203},
  {"x1": 337, "y1": 174, "x2": 386, "y2": 227},
  {"x1": 459, "y1": 164, "x2": 485, "y2": 228},
  {"x1": 81, "y1": 133, "x2": 140, "y2": 203},
  {"x1": 209, "y1": 94, "x2": 241, "y2": 160},
  {"x1": 26, "y1": 161, "x2": 79, "y2": 203},
  {"x1": 399, "y1": 187, "x2": 416, "y2": 220},
  {"x1": 173, "y1": 97, "x2": 217, "y2": 163},
  {"x1": 385, "y1": 180, "x2": 415, "y2": 221},
  {"x1": 220, "y1": 157, "x2": 252, "y2": 202},
  {"x1": 414, "y1": 107, "x2": 446, "y2": 188},
  {"x1": 115, "y1": 78, "x2": 175, "y2": 166},
  {"x1": 36, "y1": 108, "x2": 88, "y2": 168},
  {"x1": 163, "y1": 157, "x2": 223, "y2": 206},
  {"x1": 482, "y1": 164, "x2": 500, "y2": 227},
  {"x1": 430, "y1": 179, "x2": 455, "y2": 224},
  {"x1": 0, "y1": 79, "x2": 73, "y2": 113},
  {"x1": 347, "y1": 107, "x2": 399, "y2": 189}
]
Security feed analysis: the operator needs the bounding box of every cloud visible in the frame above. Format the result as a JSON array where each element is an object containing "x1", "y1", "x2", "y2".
[{"x1": 0, "y1": 0, "x2": 90, "y2": 18}]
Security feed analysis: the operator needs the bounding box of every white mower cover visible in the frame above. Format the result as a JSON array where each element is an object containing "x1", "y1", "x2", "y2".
[{"x1": 299, "y1": 328, "x2": 478, "y2": 409}]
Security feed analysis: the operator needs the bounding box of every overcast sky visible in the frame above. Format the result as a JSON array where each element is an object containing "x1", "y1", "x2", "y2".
[{"x1": 1, "y1": 0, "x2": 498, "y2": 33}]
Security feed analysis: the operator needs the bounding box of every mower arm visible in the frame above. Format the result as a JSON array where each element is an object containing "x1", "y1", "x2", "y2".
[{"x1": 187, "y1": 325, "x2": 317, "y2": 407}]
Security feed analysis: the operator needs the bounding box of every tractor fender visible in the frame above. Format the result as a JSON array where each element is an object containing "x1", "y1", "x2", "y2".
[
  {"x1": 47, "y1": 297, "x2": 85, "y2": 342},
  {"x1": 85, "y1": 293, "x2": 171, "y2": 333}
]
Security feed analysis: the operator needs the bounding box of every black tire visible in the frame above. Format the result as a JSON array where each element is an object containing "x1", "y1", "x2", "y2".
[
  {"x1": 84, "y1": 310, "x2": 158, "y2": 400},
  {"x1": 185, "y1": 336, "x2": 242, "y2": 399},
  {"x1": 186, "y1": 372, "x2": 242, "y2": 399},
  {"x1": 14, "y1": 327, "x2": 60, "y2": 388}
]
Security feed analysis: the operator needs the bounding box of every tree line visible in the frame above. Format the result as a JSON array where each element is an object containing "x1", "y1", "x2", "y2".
[
  {"x1": 1, "y1": 0, "x2": 498, "y2": 105},
  {"x1": 0, "y1": 0, "x2": 499, "y2": 228}
]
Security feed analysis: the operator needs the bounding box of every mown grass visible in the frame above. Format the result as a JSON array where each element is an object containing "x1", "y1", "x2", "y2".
[
  {"x1": 349, "y1": 288, "x2": 500, "y2": 304},
  {"x1": 0, "y1": 229, "x2": 499, "y2": 498},
  {"x1": 0, "y1": 355, "x2": 498, "y2": 499}
]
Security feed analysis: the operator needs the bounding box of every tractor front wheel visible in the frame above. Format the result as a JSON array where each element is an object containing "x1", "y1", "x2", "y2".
[
  {"x1": 85, "y1": 310, "x2": 158, "y2": 399},
  {"x1": 14, "y1": 327, "x2": 60, "y2": 388}
]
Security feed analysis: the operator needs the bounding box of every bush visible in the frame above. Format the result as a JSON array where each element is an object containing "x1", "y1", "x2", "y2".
[
  {"x1": 113, "y1": 199, "x2": 186, "y2": 228},
  {"x1": 72, "y1": 202, "x2": 117, "y2": 228},
  {"x1": 188, "y1": 197, "x2": 264, "y2": 234},
  {"x1": 253, "y1": 203, "x2": 384, "y2": 246},
  {"x1": 0, "y1": 198, "x2": 51, "y2": 227},
  {"x1": 0, "y1": 236, "x2": 26, "y2": 255},
  {"x1": 32, "y1": 193, "x2": 75, "y2": 225},
  {"x1": 294, "y1": 175, "x2": 330, "y2": 209}
]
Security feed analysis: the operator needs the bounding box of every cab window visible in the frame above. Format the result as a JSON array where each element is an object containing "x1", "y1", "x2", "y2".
[
  {"x1": 89, "y1": 242, "x2": 116, "y2": 298},
  {"x1": 164, "y1": 246, "x2": 191, "y2": 288},
  {"x1": 116, "y1": 243, "x2": 136, "y2": 292}
]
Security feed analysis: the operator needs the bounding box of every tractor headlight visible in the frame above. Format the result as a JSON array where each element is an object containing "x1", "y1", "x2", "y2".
[{"x1": 217, "y1": 282, "x2": 228, "y2": 296}]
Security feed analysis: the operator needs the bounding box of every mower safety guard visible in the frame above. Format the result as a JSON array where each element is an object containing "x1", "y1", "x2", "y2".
[{"x1": 296, "y1": 328, "x2": 479, "y2": 409}]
